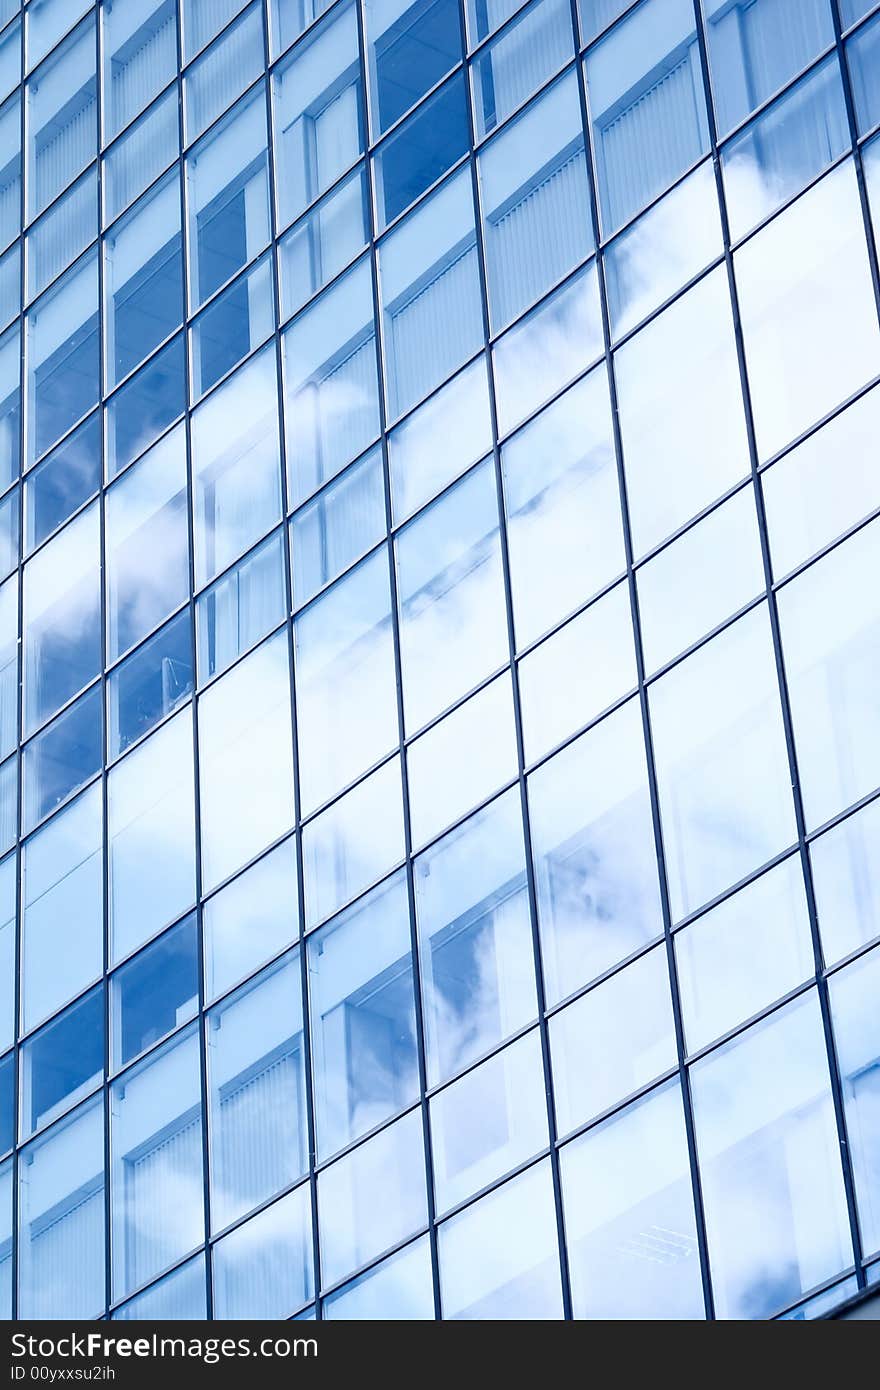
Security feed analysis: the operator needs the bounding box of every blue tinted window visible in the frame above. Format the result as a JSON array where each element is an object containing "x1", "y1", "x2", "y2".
[
  {"x1": 23, "y1": 683, "x2": 103, "y2": 830},
  {"x1": 106, "y1": 335, "x2": 186, "y2": 480},
  {"x1": 848, "y1": 10, "x2": 880, "y2": 135},
  {"x1": 375, "y1": 73, "x2": 469, "y2": 229},
  {"x1": 111, "y1": 915, "x2": 199, "y2": 1070},
  {"x1": 365, "y1": 0, "x2": 463, "y2": 136},
  {"x1": 24, "y1": 412, "x2": 100, "y2": 555},
  {"x1": 21, "y1": 985, "x2": 104, "y2": 1139},
  {"x1": 585, "y1": 0, "x2": 709, "y2": 233},
  {"x1": 703, "y1": 0, "x2": 834, "y2": 135},
  {"x1": 108, "y1": 610, "x2": 194, "y2": 756}
]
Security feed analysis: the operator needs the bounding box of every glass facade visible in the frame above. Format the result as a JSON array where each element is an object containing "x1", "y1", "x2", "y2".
[{"x1": 0, "y1": 0, "x2": 877, "y2": 1324}]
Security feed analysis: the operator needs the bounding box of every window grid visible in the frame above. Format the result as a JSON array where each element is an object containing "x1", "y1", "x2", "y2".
[{"x1": 0, "y1": 0, "x2": 876, "y2": 1321}]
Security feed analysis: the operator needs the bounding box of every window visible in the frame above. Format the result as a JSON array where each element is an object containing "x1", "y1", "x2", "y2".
[
  {"x1": 20, "y1": 986, "x2": 104, "y2": 1139},
  {"x1": 207, "y1": 951, "x2": 307, "y2": 1232},
  {"x1": 110, "y1": 1026, "x2": 204, "y2": 1301},
  {"x1": 374, "y1": 73, "x2": 469, "y2": 231},
  {"x1": 702, "y1": 0, "x2": 834, "y2": 135},
  {"x1": 24, "y1": 413, "x2": 100, "y2": 556},
  {"x1": 379, "y1": 168, "x2": 483, "y2": 420},
  {"x1": 471, "y1": 0, "x2": 574, "y2": 140},
  {"x1": 110, "y1": 916, "x2": 199, "y2": 1070},
  {"x1": 324, "y1": 1236, "x2": 433, "y2": 1319},
  {"x1": 186, "y1": 86, "x2": 270, "y2": 311},
  {"x1": 529, "y1": 699, "x2": 662, "y2": 1003},
  {"x1": 438, "y1": 1161, "x2": 563, "y2": 1319},
  {"x1": 502, "y1": 367, "x2": 623, "y2": 649},
  {"x1": 294, "y1": 548, "x2": 398, "y2": 814},
  {"x1": 585, "y1": 0, "x2": 709, "y2": 234},
  {"x1": 479, "y1": 73, "x2": 593, "y2": 332},
  {"x1": 430, "y1": 1030, "x2": 548, "y2": 1214},
  {"x1": 675, "y1": 857, "x2": 813, "y2": 1055},
  {"x1": 651, "y1": 607, "x2": 796, "y2": 921},
  {"x1": 108, "y1": 610, "x2": 194, "y2": 755},
  {"x1": 777, "y1": 519, "x2": 880, "y2": 832},
  {"x1": 302, "y1": 757, "x2": 405, "y2": 928},
  {"x1": 23, "y1": 502, "x2": 100, "y2": 734},
  {"x1": 561, "y1": 1080, "x2": 703, "y2": 1319},
  {"x1": 26, "y1": 249, "x2": 100, "y2": 465},
  {"x1": 308, "y1": 871, "x2": 418, "y2": 1161},
  {"x1": 811, "y1": 798, "x2": 880, "y2": 967},
  {"x1": 272, "y1": 0, "x2": 363, "y2": 230},
  {"x1": 109, "y1": 709, "x2": 197, "y2": 963},
  {"x1": 617, "y1": 269, "x2": 750, "y2": 558},
  {"x1": 364, "y1": 0, "x2": 462, "y2": 137},
  {"x1": 317, "y1": 1108, "x2": 428, "y2": 1288},
  {"x1": 192, "y1": 345, "x2": 282, "y2": 589},
  {"x1": 203, "y1": 838, "x2": 298, "y2": 1002},
  {"x1": 282, "y1": 255, "x2": 381, "y2": 502},
  {"x1": 26, "y1": 18, "x2": 97, "y2": 221},
  {"x1": 212, "y1": 1184, "x2": 313, "y2": 1318},
  {"x1": 22, "y1": 784, "x2": 103, "y2": 1032},
  {"x1": 102, "y1": 0, "x2": 178, "y2": 143},
  {"x1": 414, "y1": 789, "x2": 537, "y2": 1086},
  {"x1": 291, "y1": 445, "x2": 385, "y2": 606},
  {"x1": 691, "y1": 992, "x2": 852, "y2": 1320},
  {"x1": 551, "y1": 946, "x2": 677, "y2": 1135},
  {"x1": 736, "y1": 161, "x2": 880, "y2": 463},
  {"x1": 396, "y1": 460, "x2": 507, "y2": 734},
  {"x1": 103, "y1": 169, "x2": 183, "y2": 389},
  {"x1": 198, "y1": 631, "x2": 295, "y2": 892},
  {"x1": 18, "y1": 1097, "x2": 105, "y2": 1319},
  {"x1": 106, "y1": 424, "x2": 189, "y2": 662}
]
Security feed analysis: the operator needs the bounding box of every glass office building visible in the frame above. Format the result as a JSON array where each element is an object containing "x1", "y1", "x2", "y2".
[{"x1": 0, "y1": 0, "x2": 878, "y2": 1324}]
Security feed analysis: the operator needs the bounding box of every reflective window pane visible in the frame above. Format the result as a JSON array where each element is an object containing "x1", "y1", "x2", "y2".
[
  {"x1": 502, "y1": 367, "x2": 624, "y2": 649},
  {"x1": 318, "y1": 1107, "x2": 428, "y2": 1288},
  {"x1": 212, "y1": 1183, "x2": 314, "y2": 1318},
  {"x1": 691, "y1": 992, "x2": 852, "y2": 1320},
  {"x1": 561, "y1": 1079, "x2": 704, "y2": 1320},
  {"x1": 207, "y1": 950, "x2": 307, "y2": 1232},
  {"x1": 651, "y1": 607, "x2": 796, "y2": 922},
  {"x1": 777, "y1": 520, "x2": 880, "y2": 833},
  {"x1": 22, "y1": 783, "x2": 103, "y2": 1032},
  {"x1": 551, "y1": 946, "x2": 677, "y2": 1136},
  {"x1": 111, "y1": 915, "x2": 199, "y2": 1071},
  {"x1": 430, "y1": 1030, "x2": 548, "y2": 1214},
  {"x1": 675, "y1": 856, "x2": 814, "y2": 1055},
  {"x1": 109, "y1": 709, "x2": 197, "y2": 963},
  {"x1": 295, "y1": 548, "x2": 397, "y2": 815},
  {"x1": 703, "y1": 0, "x2": 834, "y2": 135},
  {"x1": 303, "y1": 756, "x2": 405, "y2": 929},
  {"x1": 21, "y1": 985, "x2": 103, "y2": 1139},
  {"x1": 364, "y1": 0, "x2": 462, "y2": 137},
  {"x1": 529, "y1": 699, "x2": 663, "y2": 1003},
  {"x1": 103, "y1": 0, "x2": 178, "y2": 143},
  {"x1": 324, "y1": 1235, "x2": 433, "y2": 1319},
  {"x1": 438, "y1": 1160, "x2": 563, "y2": 1319},
  {"x1": 736, "y1": 161, "x2": 880, "y2": 463},
  {"x1": 415, "y1": 788, "x2": 538, "y2": 1086},
  {"x1": 471, "y1": 0, "x2": 574, "y2": 140},
  {"x1": 811, "y1": 798, "x2": 880, "y2": 967},
  {"x1": 203, "y1": 838, "x2": 298, "y2": 1003},
  {"x1": 198, "y1": 631, "x2": 295, "y2": 892},
  {"x1": 110, "y1": 1026, "x2": 204, "y2": 1300},
  {"x1": 23, "y1": 503, "x2": 100, "y2": 733},
  {"x1": 18, "y1": 1097, "x2": 105, "y2": 1319},
  {"x1": 112, "y1": 1254, "x2": 207, "y2": 1321},
  {"x1": 396, "y1": 460, "x2": 507, "y2": 734},
  {"x1": 617, "y1": 268, "x2": 750, "y2": 558},
  {"x1": 585, "y1": 0, "x2": 709, "y2": 234},
  {"x1": 829, "y1": 946, "x2": 880, "y2": 1257},
  {"x1": 308, "y1": 870, "x2": 418, "y2": 1161}
]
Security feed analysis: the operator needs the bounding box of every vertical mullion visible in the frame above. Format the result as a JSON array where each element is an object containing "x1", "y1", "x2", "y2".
[
  {"x1": 355, "y1": 0, "x2": 443, "y2": 1322},
  {"x1": 462, "y1": 0, "x2": 574, "y2": 1323},
  {"x1": 690, "y1": 0, "x2": 868, "y2": 1297},
  {"x1": 260, "y1": 0, "x2": 325, "y2": 1320},
  {"x1": 571, "y1": 0, "x2": 716, "y2": 1322},
  {"x1": 94, "y1": 0, "x2": 114, "y2": 1322},
  {"x1": 9, "y1": 0, "x2": 25, "y2": 1325},
  {"x1": 830, "y1": 0, "x2": 880, "y2": 331},
  {"x1": 172, "y1": 0, "x2": 215, "y2": 1322}
]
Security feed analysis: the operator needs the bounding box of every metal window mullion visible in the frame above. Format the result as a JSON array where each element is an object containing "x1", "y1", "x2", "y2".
[
  {"x1": 172, "y1": 0, "x2": 216, "y2": 1320},
  {"x1": 9, "y1": 1, "x2": 25, "y2": 1324},
  {"x1": 259, "y1": 0, "x2": 324, "y2": 1320},
  {"x1": 354, "y1": 0, "x2": 443, "y2": 1322},
  {"x1": 690, "y1": 0, "x2": 868, "y2": 1295},
  {"x1": 831, "y1": 0, "x2": 880, "y2": 337},
  {"x1": 460, "y1": 0, "x2": 575, "y2": 1323},
  {"x1": 570, "y1": 0, "x2": 717, "y2": 1321}
]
